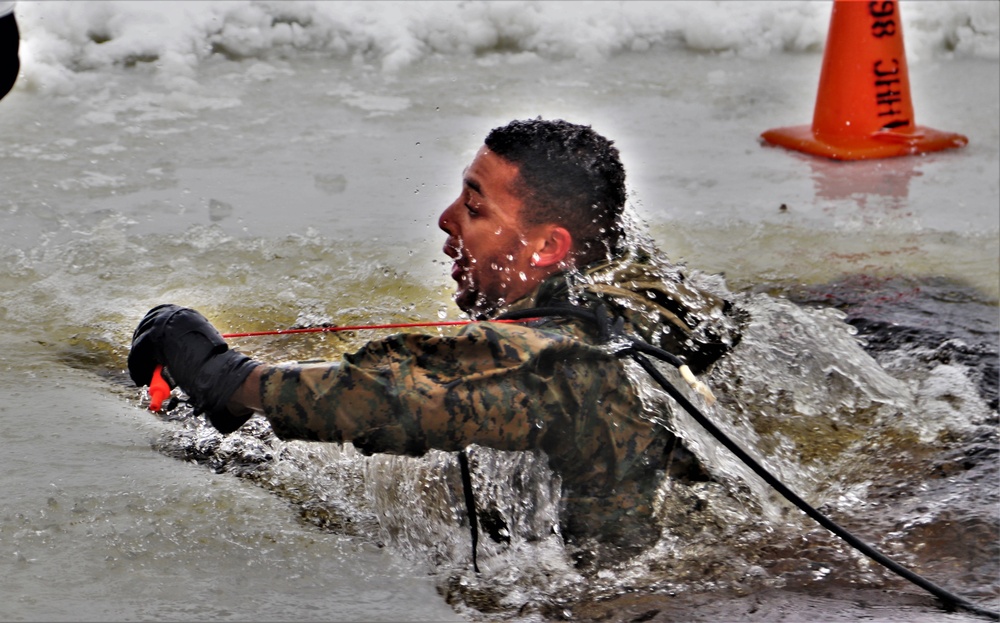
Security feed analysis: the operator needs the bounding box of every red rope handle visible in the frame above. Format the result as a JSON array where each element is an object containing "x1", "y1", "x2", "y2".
[{"x1": 221, "y1": 318, "x2": 531, "y2": 339}]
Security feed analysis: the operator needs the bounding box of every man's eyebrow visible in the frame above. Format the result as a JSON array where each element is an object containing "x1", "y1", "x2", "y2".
[{"x1": 464, "y1": 176, "x2": 483, "y2": 196}]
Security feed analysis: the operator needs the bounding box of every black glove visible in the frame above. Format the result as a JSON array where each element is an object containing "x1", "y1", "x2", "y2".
[{"x1": 129, "y1": 304, "x2": 259, "y2": 434}]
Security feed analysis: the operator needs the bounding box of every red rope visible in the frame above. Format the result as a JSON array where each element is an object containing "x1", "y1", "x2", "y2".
[
  {"x1": 221, "y1": 318, "x2": 530, "y2": 339},
  {"x1": 148, "y1": 319, "x2": 528, "y2": 411}
]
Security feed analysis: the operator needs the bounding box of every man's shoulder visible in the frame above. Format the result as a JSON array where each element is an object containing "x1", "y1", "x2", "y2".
[
  {"x1": 463, "y1": 315, "x2": 592, "y2": 341},
  {"x1": 455, "y1": 316, "x2": 608, "y2": 360}
]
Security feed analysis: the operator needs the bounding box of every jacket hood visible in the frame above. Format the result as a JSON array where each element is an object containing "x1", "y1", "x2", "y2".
[{"x1": 506, "y1": 247, "x2": 746, "y2": 374}]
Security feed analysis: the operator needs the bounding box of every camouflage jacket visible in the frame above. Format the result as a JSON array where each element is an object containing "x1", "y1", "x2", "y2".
[{"x1": 259, "y1": 250, "x2": 744, "y2": 551}]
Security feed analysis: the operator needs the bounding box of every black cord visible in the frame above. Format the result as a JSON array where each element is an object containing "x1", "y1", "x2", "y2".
[
  {"x1": 498, "y1": 305, "x2": 999, "y2": 620},
  {"x1": 627, "y1": 349, "x2": 999, "y2": 621},
  {"x1": 458, "y1": 449, "x2": 480, "y2": 573}
]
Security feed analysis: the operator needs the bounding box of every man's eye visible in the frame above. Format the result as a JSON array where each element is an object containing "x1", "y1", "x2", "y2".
[{"x1": 466, "y1": 203, "x2": 480, "y2": 216}]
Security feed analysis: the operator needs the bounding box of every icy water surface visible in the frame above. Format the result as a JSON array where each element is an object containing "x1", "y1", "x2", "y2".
[{"x1": 1, "y1": 2, "x2": 997, "y2": 621}]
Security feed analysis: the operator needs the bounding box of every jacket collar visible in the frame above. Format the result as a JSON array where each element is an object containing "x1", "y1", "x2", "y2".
[{"x1": 500, "y1": 247, "x2": 745, "y2": 373}]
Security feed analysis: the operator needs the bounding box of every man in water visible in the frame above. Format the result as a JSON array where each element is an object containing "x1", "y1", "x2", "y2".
[{"x1": 129, "y1": 118, "x2": 744, "y2": 562}]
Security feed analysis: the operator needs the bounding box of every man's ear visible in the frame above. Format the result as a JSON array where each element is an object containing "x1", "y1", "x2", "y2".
[{"x1": 532, "y1": 225, "x2": 573, "y2": 268}]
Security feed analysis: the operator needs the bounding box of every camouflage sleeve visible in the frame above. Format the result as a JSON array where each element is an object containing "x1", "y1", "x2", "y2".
[{"x1": 257, "y1": 321, "x2": 648, "y2": 481}]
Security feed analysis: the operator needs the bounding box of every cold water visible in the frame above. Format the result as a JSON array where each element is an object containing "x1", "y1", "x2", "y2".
[{"x1": 1, "y1": 2, "x2": 997, "y2": 621}]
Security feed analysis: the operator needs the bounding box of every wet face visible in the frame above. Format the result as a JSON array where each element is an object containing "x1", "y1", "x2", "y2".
[{"x1": 438, "y1": 146, "x2": 549, "y2": 318}]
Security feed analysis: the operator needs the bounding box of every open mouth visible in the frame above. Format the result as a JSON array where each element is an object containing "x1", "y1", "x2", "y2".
[{"x1": 443, "y1": 241, "x2": 467, "y2": 282}]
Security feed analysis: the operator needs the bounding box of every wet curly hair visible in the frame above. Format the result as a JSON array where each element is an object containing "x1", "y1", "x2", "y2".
[{"x1": 485, "y1": 118, "x2": 627, "y2": 265}]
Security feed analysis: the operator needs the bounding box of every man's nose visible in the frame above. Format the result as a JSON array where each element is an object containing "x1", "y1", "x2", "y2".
[{"x1": 438, "y1": 199, "x2": 458, "y2": 234}]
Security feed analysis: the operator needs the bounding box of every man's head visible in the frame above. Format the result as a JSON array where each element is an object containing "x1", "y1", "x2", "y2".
[{"x1": 439, "y1": 118, "x2": 627, "y2": 318}]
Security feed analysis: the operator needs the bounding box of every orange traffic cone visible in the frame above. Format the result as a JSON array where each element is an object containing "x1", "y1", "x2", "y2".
[{"x1": 761, "y1": 0, "x2": 968, "y2": 161}]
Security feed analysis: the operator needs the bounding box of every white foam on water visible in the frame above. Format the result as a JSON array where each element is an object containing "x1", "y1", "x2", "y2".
[{"x1": 13, "y1": 1, "x2": 998, "y2": 99}]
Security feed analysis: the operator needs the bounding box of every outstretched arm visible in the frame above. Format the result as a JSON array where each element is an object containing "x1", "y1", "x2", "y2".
[{"x1": 129, "y1": 305, "x2": 637, "y2": 481}]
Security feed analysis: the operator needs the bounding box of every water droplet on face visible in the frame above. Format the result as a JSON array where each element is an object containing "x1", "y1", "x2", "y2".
[{"x1": 518, "y1": 272, "x2": 527, "y2": 281}]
